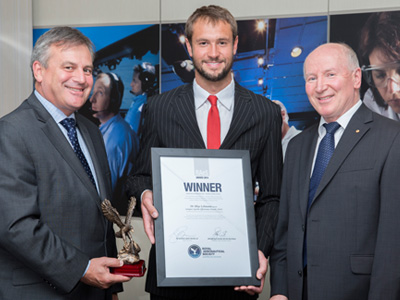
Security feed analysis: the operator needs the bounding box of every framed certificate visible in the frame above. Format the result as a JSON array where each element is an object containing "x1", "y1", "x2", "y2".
[{"x1": 151, "y1": 148, "x2": 260, "y2": 287}]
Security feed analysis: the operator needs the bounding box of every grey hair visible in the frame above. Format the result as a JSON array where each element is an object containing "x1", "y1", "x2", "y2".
[{"x1": 31, "y1": 26, "x2": 95, "y2": 78}]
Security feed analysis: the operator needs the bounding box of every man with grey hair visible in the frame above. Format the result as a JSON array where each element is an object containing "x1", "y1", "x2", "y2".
[
  {"x1": 0, "y1": 26, "x2": 130, "y2": 299},
  {"x1": 272, "y1": 100, "x2": 301, "y2": 160},
  {"x1": 269, "y1": 43, "x2": 400, "y2": 300}
]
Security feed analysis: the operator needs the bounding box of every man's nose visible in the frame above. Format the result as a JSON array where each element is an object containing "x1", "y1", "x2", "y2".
[
  {"x1": 315, "y1": 78, "x2": 326, "y2": 92},
  {"x1": 208, "y1": 44, "x2": 219, "y2": 58},
  {"x1": 73, "y1": 69, "x2": 87, "y2": 84}
]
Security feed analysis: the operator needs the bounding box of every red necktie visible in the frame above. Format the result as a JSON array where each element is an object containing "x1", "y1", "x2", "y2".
[{"x1": 207, "y1": 95, "x2": 220, "y2": 149}]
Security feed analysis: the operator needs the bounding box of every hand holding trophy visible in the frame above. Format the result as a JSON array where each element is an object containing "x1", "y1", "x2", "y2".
[{"x1": 101, "y1": 197, "x2": 146, "y2": 277}]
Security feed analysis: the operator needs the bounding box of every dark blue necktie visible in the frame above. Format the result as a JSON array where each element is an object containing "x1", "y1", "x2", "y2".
[
  {"x1": 304, "y1": 121, "x2": 340, "y2": 267},
  {"x1": 308, "y1": 122, "x2": 340, "y2": 210},
  {"x1": 60, "y1": 118, "x2": 96, "y2": 187}
]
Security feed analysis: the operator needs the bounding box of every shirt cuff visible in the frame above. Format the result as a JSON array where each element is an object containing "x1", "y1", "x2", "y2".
[{"x1": 82, "y1": 260, "x2": 90, "y2": 278}]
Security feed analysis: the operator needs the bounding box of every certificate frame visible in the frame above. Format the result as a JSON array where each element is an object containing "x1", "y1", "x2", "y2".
[{"x1": 151, "y1": 148, "x2": 260, "y2": 287}]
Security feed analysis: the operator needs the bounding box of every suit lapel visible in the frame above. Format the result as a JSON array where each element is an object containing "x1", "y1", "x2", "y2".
[
  {"x1": 172, "y1": 84, "x2": 206, "y2": 148},
  {"x1": 311, "y1": 105, "x2": 372, "y2": 205},
  {"x1": 27, "y1": 95, "x2": 101, "y2": 204},
  {"x1": 221, "y1": 84, "x2": 253, "y2": 149},
  {"x1": 299, "y1": 124, "x2": 318, "y2": 220}
]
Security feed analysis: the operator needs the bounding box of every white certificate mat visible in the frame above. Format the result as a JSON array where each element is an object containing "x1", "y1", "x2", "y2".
[{"x1": 151, "y1": 148, "x2": 259, "y2": 287}]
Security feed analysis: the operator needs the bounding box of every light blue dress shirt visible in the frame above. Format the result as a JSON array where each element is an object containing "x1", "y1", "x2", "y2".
[{"x1": 34, "y1": 90, "x2": 99, "y2": 192}]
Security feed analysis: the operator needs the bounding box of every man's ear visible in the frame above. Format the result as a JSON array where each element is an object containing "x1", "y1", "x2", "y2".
[
  {"x1": 353, "y1": 67, "x2": 362, "y2": 89},
  {"x1": 32, "y1": 61, "x2": 44, "y2": 83},
  {"x1": 233, "y1": 35, "x2": 238, "y2": 55}
]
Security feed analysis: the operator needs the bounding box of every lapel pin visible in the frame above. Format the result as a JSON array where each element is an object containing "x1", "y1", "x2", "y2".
[{"x1": 356, "y1": 129, "x2": 360, "y2": 133}]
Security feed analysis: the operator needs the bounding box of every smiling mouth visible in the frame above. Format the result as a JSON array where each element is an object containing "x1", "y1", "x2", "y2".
[
  {"x1": 318, "y1": 95, "x2": 333, "y2": 101},
  {"x1": 66, "y1": 86, "x2": 85, "y2": 92},
  {"x1": 205, "y1": 60, "x2": 223, "y2": 67}
]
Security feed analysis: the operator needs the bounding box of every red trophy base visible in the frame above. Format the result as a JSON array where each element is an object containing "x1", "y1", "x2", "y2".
[{"x1": 111, "y1": 260, "x2": 146, "y2": 277}]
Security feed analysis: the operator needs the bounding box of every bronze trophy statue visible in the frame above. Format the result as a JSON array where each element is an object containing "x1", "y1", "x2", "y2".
[{"x1": 101, "y1": 197, "x2": 146, "y2": 277}]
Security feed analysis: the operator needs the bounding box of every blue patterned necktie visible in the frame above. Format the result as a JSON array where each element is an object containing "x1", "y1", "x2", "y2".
[
  {"x1": 304, "y1": 121, "x2": 340, "y2": 267},
  {"x1": 60, "y1": 118, "x2": 96, "y2": 187}
]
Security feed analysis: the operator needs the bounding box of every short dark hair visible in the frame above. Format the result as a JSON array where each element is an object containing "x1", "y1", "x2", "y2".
[
  {"x1": 185, "y1": 5, "x2": 238, "y2": 44},
  {"x1": 359, "y1": 12, "x2": 400, "y2": 108},
  {"x1": 31, "y1": 26, "x2": 95, "y2": 79}
]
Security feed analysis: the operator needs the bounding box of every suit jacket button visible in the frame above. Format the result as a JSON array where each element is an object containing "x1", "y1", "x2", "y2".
[
  {"x1": 298, "y1": 270, "x2": 302, "y2": 277},
  {"x1": 302, "y1": 225, "x2": 305, "y2": 231}
]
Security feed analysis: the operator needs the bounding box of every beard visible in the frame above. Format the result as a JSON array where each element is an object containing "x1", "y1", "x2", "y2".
[{"x1": 193, "y1": 58, "x2": 233, "y2": 82}]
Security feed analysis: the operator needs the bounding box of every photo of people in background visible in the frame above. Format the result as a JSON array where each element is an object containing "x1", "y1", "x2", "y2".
[
  {"x1": 90, "y1": 72, "x2": 139, "y2": 210},
  {"x1": 331, "y1": 10, "x2": 400, "y2": 121},
  {"x1": 272, "y1": 100, "x2": 302, "y2": 160},
  {"x1": 125, "y1": 62, "x2": 157, "y2": 137}
]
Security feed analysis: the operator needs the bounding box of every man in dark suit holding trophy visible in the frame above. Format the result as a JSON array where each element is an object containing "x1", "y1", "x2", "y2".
[{"x1": 0, "y1": 26, "x2": 130, "y2": 299}]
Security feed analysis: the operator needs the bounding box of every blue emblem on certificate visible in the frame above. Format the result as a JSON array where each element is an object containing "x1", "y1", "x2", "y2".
[{"x1": 188, "y1": 245, "x2": 201, "y2": 258}]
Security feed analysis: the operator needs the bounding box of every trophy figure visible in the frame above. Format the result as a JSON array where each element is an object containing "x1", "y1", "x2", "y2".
[{"x1": 101, "y1": 197, "x2": 146, "y2": 277}]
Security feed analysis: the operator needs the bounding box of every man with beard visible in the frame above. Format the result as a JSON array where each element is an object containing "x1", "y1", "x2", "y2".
[{"x1": 125, "y1": 5, "x2": 282, "y2": 300}]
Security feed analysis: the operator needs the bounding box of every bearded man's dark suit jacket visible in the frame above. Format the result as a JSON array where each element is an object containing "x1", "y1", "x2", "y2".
[
  {"x1": 0, "y1": 93, "x2": 121, "y2": 299},
  {"x1": 270, "y1": 104, "x2": 400, "y2": 300},
  {"x1": 126, "y1": 82, "x2": 283, "y2": 299}
]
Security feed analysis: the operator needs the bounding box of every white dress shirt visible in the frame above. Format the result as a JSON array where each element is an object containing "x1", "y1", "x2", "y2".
[
  {"x1": 193, "y1": 77, "x2": 235, "y2": 147},
  {"x1": 311, "y1": 100, "x2": 362, "y2": 175}
]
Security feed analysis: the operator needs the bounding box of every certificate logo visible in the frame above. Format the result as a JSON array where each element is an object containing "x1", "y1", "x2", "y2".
[{"x1": 188, "y1": 244, "x2": 202, "y2": 258}]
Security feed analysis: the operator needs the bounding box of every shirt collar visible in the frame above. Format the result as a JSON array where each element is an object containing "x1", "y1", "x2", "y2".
[
  {"x1": 34, "y1": 90, "x2": 75, "y2": 124},
  {"x1": 318, "y1": 100, "x2": 362, "y2": 136},
  {"x1": 193, "y1": 75, "x2": 235, "y2": 111}
]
